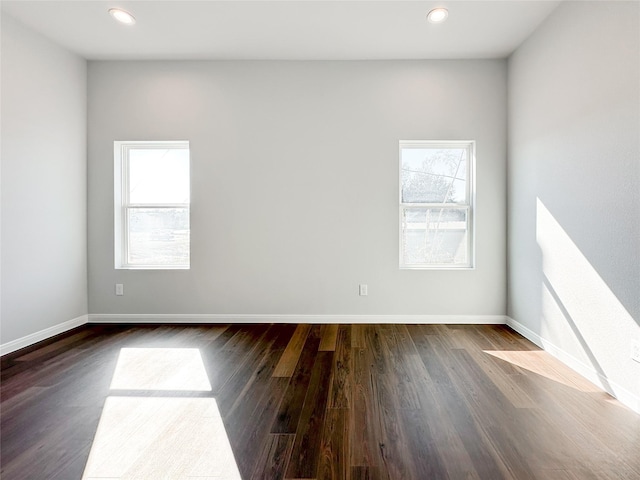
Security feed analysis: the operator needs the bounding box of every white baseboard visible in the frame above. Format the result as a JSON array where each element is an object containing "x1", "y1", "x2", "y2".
[
  {"x1": 0, "y1": 314, "x2": 89, "y2": 357},
  {"x1": 88, "y1": 313, "x2": 508, "y2": 325},
  {"x1": 506, "y1": 317, "x2": 640, "y2": 415}
]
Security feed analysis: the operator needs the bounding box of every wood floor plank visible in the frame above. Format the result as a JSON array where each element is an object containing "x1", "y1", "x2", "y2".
[
  {"x1": 349, "y1": 344, "x2": 386, "y2": 474},
  {"x1": 350, "y1": 324, "x2": 366, "y2": 349},
  {"x1": 221, "y1": 324, "x2": 297, "y2": 421},
  {"x1": 1, "y1": 404, "x2": 100, "y2": 480},
  {"x1": 217, "y1": 324, "x2": 295, "y2": 414},
  {"x1": 319, "y1": 324, "x2": 339, "y2": 352},
  {"x1": 443, "y1": 346, "x2": 552, "y2": 478},
  {"x1": 205, "y1": 324, "x2": 271, "y2": 393},
  {"x1": 271, "y1": 325, "x2": 322, "y2": 434},
  {"x1": 251, "y1": 434, "x2": 295, "y2": 480},
  {"x1": 379, "y1": 328, "x2": 421, "y2": 411},
  {"x1": 364, "y1": 325, "x2": 388, "y2": 375},
  {"x1": 450, "y1": 331, "x2": 537, "y2": 409},
  {"x1": 327, "y1": 325, "x2": 351, "y2": 409},
  {"x1": 273, "y1": 324, "x2": 312, "y2": 377},
  {"x1": 286, "y1": 351, "x2": 334, "y2": 479},
  {"x1": 397, "y1": 407, "x2": 449, "y2": 479},
  {"x1": 510, "y1": 365, "x2": 640, "y2": 475},
  {"x1": 372, "y1": 371, "x2": 417, "y2": 480},
  {"x1": 13, "y1": 329, "x2": 95, "y2": 362},
  {"x1": 408, "y1": 327, "x2": 512, "y2": 479},
  {"x1": 402, "y1": 352, "x2": 482, "y2": 480},
  {"x1": 226, "y1": 375, "x2": 291, "y2": 478},
  {"x1": 2, "y1": 327, "x2": 125, "y2": 396},
  {"x1": 316, "y1": 408, "x2": 349, "y2": 480},
  {"x1": 351, "y1": 466, "x2": 380, "y2": 480}
]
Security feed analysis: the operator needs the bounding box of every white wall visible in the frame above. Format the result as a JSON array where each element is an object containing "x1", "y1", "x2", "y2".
[
  {"x1": 508, "y1": 1, "x2": 640, "y2": 410},
  {"x1": 1, "y1": 15, "x2": 88, "y2": 346},
  {"x1": 88, "y1": 60, "x2": 507, "y2": 317}
]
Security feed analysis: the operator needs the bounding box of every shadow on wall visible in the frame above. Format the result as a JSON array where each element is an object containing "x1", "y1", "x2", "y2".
[{"x1": 535, "y1": 197, "x2": 639, "y2": 395}]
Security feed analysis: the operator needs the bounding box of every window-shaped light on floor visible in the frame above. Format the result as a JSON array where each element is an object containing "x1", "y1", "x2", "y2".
[
  {"x1": 83, "y1": 348, "x2": 241, "y2": 479},
  {"x1": 110, "y1": 348, "x2": 212, "y2": 391},
  {"x1": 82, "y1": 397, "x2": 241, "y2": 479}
]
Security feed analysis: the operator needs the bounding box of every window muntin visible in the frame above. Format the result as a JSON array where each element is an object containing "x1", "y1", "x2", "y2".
[
  {"x1": 115, "y1": 141, "x2": 190, "y2": 269},
  {"x1": 399, "y1": 141, "x2": 474, "y2": 269}
]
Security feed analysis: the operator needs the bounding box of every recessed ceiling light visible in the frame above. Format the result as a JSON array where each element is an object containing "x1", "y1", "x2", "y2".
[
  {"x1": 427, "y1": 8, "x2": 449, "y2": 24},
  {"x1": 109, "y1": 8, "x2": 136, "y2": 25}
]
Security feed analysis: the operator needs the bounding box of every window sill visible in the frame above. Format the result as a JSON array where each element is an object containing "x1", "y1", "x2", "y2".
[
  {"x1": 400, "y1": 265, "x2": 475, "y2": 270},
  {"x1": 115, "y1": 266, "x2": 190, "y2": 271}
]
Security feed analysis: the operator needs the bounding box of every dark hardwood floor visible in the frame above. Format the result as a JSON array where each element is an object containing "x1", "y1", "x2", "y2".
[{"x1": 1, "y1": 323, "x2": 639, "y2": 479}]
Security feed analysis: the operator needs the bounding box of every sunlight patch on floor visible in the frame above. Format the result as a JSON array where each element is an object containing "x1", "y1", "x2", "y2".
[
  {"x1": 110, "y1": 348, "x2": 212, "y2": 391},
  {"x1": 82, "y1": 397, "x2": 241, "y2": 479},
  {"x1": 84, "y1": 347, "x2": 240, "y2": 479},
  {"x1": 483, "y1": 350, "x2": 600, "y2": 392}
]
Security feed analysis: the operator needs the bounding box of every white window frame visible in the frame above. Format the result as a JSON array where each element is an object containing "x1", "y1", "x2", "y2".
[
  {"x1": 114, "y1": 140, "x2": 190, "y2": 270},
  {"x1": 399, "y1": 140, "x2": 475, "y2": 270}
]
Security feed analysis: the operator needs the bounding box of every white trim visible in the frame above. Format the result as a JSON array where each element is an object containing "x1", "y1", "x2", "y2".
[
  {"x1": 0, "y1": 315, "x2": 89, "y2": 357},
  {"x1": 89, "y1": 313, "x2": 507, "y2": 325},
  {"x1": 506, "y1": 317, "x2": 640, "y2": 415}
]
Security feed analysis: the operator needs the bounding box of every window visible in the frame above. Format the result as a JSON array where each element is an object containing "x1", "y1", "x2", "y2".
[
  {"x1": 114, "y1": 141, "x2": 190, "y2": 269},
  {"x1": 399, "y1": 141, "x2": 474, "y2": 269}
]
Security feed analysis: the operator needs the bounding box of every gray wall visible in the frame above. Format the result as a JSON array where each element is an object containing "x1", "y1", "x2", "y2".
[
  {"x1": 1, "y1": 15, "x2": 88, "y2": 344},
  {"x1": 88, "y1": 60, "x2": 507, "y2": 316},
  {"x1": 508, "y1": 2, "x2": 640, "y2": 405}
]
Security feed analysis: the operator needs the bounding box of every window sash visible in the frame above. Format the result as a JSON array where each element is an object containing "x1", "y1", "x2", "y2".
[
  {"x1": 400, "y1": 204, "x2": 473, "y2": 270},
  {"x1": 124, "y1": 206, "x2": 190, "y2": 268},
  {"x1": 121, "y1": 143, "x2": 190, "y2": 206},
  {"x1": 399, "y1": 141, "x2": 472, "y2": 206}
]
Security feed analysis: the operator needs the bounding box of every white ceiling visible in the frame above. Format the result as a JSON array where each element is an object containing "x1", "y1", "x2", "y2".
[{"x1": 1, "y1": 1, "x2": 561, "y2": 60}]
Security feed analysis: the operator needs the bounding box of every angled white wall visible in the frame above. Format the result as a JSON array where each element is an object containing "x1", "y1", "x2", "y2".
[
  {"x1": 1, "y1": 15, "x2": 88, "y2": 348},
  {"x1": 87, "y1": 60, "x2": 507, "y2": 318},
  {"x1": 508, "y1": 1, "x2": 640, "y2": 411}
]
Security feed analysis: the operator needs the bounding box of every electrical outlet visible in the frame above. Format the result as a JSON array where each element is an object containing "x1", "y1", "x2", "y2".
[
  {"x1": 632, "y1": 340, "x2": 640, "y2": 363},
  {"x1": 115, "y1": 284, "x2": 124, "y2": 296},
  {"x1": 359, "y1": 284, "x2": 368, "y2": 296}
]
